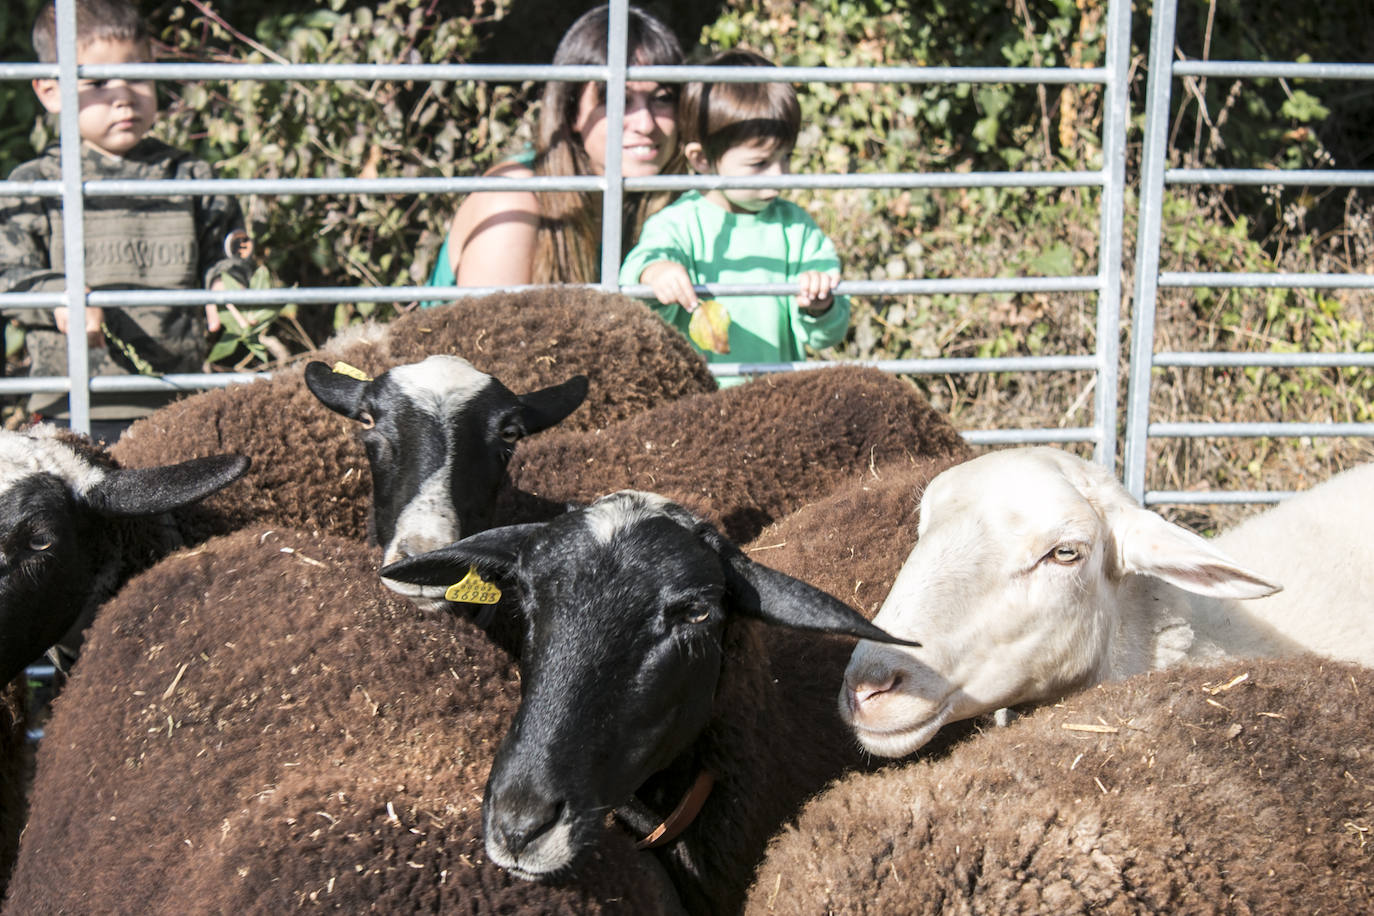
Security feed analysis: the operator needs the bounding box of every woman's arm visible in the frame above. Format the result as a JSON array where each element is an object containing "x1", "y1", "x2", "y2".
[{"x1": 445, "y1": 162, "x2": 542, "y2": 287}]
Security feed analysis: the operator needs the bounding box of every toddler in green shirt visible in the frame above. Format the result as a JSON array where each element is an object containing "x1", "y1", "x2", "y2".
[{"x1": 619, "y1": 50, "x2": 850, "y2": 383}]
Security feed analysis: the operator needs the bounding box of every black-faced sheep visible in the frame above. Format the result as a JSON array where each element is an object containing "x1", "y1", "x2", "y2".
[
  {"x1": 110, "y1": 288, "x2": 716, "y2": 547},
  {"x1": 380, "y1": 489, "x2": 937, "y2": 916},
  {"x1": 0, "y1": 424, "x2": 248, "y2": 682},
  {"x1": 843, "y1": 447, "x2": 1374, "y2": 758},
  {"x1": 3, "y1": 527, "x2": 682, "y2": 914},
  {"x1": 747, "y1": 657, "x2": 1374, "y2": 915}
]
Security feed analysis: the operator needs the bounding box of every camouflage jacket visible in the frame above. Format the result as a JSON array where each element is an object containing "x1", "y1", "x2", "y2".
[{"x1": 0, "y1": 139, "x2": 251, "y2": 418}]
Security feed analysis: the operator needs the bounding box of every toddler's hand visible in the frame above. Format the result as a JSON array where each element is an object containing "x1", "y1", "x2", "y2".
[
  {"x1": 206, "y1": 277, "x2": 225, "y2": 333},
  {"x1": 641, "y1": 261, "x2": 699, "y2": 312},
  {"x1": 797, "y1": 271, "x2": 838, "y2": 316},
  {"x1": 54, "y1": 305, "x2": 106, "y2": 349}
]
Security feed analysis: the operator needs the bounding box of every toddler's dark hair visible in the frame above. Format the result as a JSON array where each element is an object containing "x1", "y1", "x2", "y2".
[
  {"x1": 32, "y1": 0, "x2": 149, "y2": 64},
  {"x1": 682, "y1": 49, "x2": 801, "y2": 164}
]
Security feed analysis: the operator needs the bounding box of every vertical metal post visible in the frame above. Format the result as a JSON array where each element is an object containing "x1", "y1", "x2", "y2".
[
  {"x1": 55, "y1": 0, "x2": 91, "y2": 432},
  {"x1": 598, "y1": 0, "x2": 628, "y2": 290},
  {"x1": 1124, "y1": 0, "x2": 1179, "y2": 501},
  {"x1": 1092, "y1": 0, "x2": 1132, "y2": 471}
]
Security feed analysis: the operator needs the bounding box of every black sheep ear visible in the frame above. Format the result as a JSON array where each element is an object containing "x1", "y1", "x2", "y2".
[
  {"x1": 84, "y1": 454, "x2": 251, "y2": 518},
  {"x1": 517, "y1": 375, "x2": 589, "y2": 434},
  {"x1": 699, "y1": 526, "x2": 920, "y2": 647},
  {"x1": 305, "y1": 361, "x2": 370, "y2": 419},
  {"x1": 380, "y1": 522, "x2": 542, "y2": 588}
]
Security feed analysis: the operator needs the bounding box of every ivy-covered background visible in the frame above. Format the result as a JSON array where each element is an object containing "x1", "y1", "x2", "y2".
[{"x1": 2, "y1": 0, "x2": 1371, "y2": 520}]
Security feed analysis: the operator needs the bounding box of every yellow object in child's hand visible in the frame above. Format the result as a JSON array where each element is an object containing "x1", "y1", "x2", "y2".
[{"x1": 688, "y1": 299, "x2": 731, "y2": 354}]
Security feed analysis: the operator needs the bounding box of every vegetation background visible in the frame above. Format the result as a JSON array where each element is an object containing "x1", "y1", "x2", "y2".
[{"x1": 1, "y1": 0, "x2": 1371, "y2": 530}]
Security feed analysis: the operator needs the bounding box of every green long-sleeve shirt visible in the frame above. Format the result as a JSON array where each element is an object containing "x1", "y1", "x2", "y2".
[{"x1": 619, "y1": 192, "x2": 850, "y2": 384}]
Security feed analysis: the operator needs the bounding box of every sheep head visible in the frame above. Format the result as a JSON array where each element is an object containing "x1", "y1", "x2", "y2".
[
  {"x1": 842, "y1": 447, "x2": 1280, "y2": 759},
  {"x1": 381, "y1": 489, "x2": 916, "y2": 880},
  {"x1": 305, "y1": 355, "x2": 587, "y2": 607},
  {"x1": 0, "y1": 425, "x2": 249, "y2": 683}
]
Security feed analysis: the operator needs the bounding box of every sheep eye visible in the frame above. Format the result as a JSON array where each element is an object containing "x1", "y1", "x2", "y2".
[
  {"x1": 358, "y1": 412, "x2": 376, "y2": 430},
  {"x1": 499, "y1": 424, "x2": 522, "y2": 444},
  {"x1": 28, "y1": 535, "x2": 53, "y2": 552},
  {"x1": 679, "y1": 603, "x2": 713, "y2": 625},
  {"x1": 1050, "y1": 545, "x2": 1081, "y2": 565}
]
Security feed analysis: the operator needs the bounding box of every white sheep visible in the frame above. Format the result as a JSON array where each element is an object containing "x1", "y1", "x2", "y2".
[{"x1": 843, "y1": 446, "x2": 1374, "y2": 758}]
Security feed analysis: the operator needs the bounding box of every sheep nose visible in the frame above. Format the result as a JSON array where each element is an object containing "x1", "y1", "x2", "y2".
[
  {"x1": 844, "y1": 667, "x2": 900, "y2": 720},
  {"x1": 388, "y1": 530, "x2": 457, "y2": 564},
  {"x1": 491, "y1": 797, "x2": 563, "y2": 857}
]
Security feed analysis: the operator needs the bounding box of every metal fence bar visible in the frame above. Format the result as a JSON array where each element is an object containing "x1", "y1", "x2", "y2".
[
  {"x1": 1171, "y1": 61, "x2": 1374, "y2": 79},
  {"x1": 0, "y1": 169, "x2": 1109, "y2": 198},
  {"x1": 1090, "y1": 0, "x2": 1134, "y2": 467},
  {"x1": 1122, "y1": 0, "x2": 1178, "y2": 502},
  {"x1": 1, "y1": 61, "x2": 1114, "y2": 85},
  {"x1": 54, "y1": 0, "x2": 91, "y2": 432}
]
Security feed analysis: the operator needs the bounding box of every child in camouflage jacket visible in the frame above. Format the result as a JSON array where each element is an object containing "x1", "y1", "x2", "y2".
[{"x1": 0, "y1": 0, "x2": 251, "y2": 439}]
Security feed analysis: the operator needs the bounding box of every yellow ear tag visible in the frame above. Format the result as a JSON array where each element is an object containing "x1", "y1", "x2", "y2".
[
  {"x1": 444, "y1": 565, "x2": 502, "y2": 604},
  {"x1": 331, "y1": 362, "x2": 373, "y2": 382}
]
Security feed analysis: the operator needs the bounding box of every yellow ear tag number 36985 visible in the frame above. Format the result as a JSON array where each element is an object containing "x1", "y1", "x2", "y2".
[{"x1": 445, "y1": 566, "x2": 502, "y2": 604}]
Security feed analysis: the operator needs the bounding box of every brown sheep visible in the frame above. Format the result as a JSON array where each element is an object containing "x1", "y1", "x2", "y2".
[
  {"x1": 746, "y1": 657, "x2": 1374, "y2": 915},
  {"x1": 4, "y1": 527, "x2": 681, "y2": 914},
  {"x1": 497, "y1": 365, "x2": 971, "y2": 545}
]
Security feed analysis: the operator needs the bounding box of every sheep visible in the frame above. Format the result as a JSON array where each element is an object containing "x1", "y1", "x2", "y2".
[
  {"x1": 3, "y1": 526, "x2": 684, "y2": 914},
  {"x1": 379, "y1": 489, "x2": 934, "y2": 916},
  {"x1": 746, "y1": 657, "x2": 1374, "y2": 915},
  {"x1": 0, "y1": 681, "x2": 27, "y2": 897},
  {"x1": 494, "y1": 365, "x2": 972, "y2": 546},
  {"x1": 391, "y1": 365, "x2": 970, "y2": 616},
  {"x1": 0, "y1": 424, "x2": 249, "y2": 683},
  {"x1": 110, "y1": 288, "x2": 716, "y2": 548},
  {"x1": 843, "y1": 446, "x2": 1374, "y2": 758}
]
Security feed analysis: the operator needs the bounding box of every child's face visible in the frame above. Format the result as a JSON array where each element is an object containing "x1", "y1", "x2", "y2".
[
  {"x1": 32, "y1": 38, "x2": 156, "y2": 158},
  {"x1": 697, "y1": 138, "x2": 791, "y2": 215}
]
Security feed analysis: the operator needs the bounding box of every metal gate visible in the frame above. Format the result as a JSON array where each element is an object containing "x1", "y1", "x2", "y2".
[{"x1": 0, "y1": 0, "x2": 1369, "y2": 497}]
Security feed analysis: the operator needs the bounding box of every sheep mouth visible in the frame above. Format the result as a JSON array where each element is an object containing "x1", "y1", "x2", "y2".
[
  {"x1": 379, "y1": 577, "x2": 450, "y2": 614},
  {"x1": 852, "y1": 696, "x2": 955, "y2": 759}
]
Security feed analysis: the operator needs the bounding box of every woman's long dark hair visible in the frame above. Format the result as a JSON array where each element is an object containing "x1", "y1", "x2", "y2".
[{"x1": 532, "y1": 5, "x2": 685, "y2": 284}]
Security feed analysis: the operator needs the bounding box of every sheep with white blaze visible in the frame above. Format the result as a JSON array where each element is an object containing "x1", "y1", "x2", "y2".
[
  {"x1": 381, "y1": 490, "x2": 921, "y2": 916},
  {"x1": 843, "y1": 446, "x2": 1374, "y2": 758},
  {"x1": 110, "y1": 288, "x2": 715, "y2": 551},
  {"x1": 0, "y1": 424, "x2": 248, "y2": 682},
  {"x1": 302, "y1": 355, "x2": 587, "y2": 579}
]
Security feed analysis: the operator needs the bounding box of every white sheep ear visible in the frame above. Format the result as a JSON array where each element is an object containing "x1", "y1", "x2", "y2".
[{"x1": 1113, "y1": 507, "x2": 1281, "y2": 600}]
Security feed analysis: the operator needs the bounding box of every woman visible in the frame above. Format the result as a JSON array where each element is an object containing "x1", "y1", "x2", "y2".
[{"x1": 428, "y1": 5, "x2": 684, "y2": 289}]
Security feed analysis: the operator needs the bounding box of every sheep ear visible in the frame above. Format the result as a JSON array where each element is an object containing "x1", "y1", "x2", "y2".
[
  {"x1": 305, "y1": 360, "x2": 369, "y2": 419},
  {"x1": 517, "y1": 375, "x2": 589, "y2": 434},
  {"x1": 84, "y1": 455, "x2": 251, "y2": 518},
  {"x1": 700, "y1": 529, "x2": 919, "y2": 646},
  {"x1": 379, "y1": 523, "x2": 542, "y2": 587},
  {"x1": 1113, "y1": 507, "x2": 1282, "y2": 599}
]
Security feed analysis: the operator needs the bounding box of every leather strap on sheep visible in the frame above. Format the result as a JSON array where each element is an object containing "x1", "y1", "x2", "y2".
[{"x1": 634, "y1": 770, "x2": 716, "y2": 850}]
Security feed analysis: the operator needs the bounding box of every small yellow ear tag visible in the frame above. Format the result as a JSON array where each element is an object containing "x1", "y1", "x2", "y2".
[
  {"x1": 331, "y1": 362, "x2": 373, "y2": 382},
  {"x1": 444, "y1": 565, "x2": 502, "y2": 604}
]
